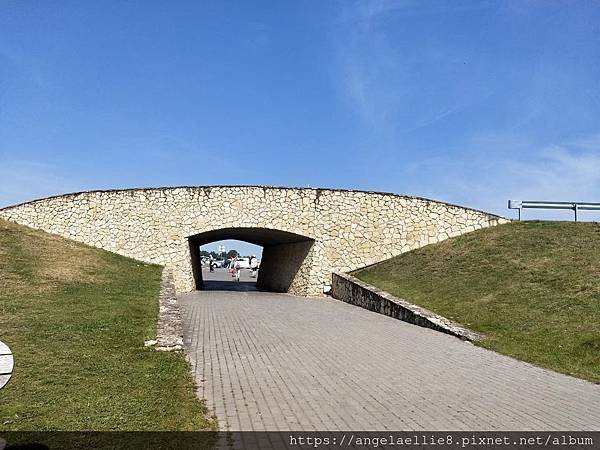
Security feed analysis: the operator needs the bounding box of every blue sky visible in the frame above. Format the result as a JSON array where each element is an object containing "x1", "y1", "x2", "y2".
[
  {"x1": 201, "y1": 240, "x2": 262, "y2": 259},
  {"x1": 1, "y1": 0, "x2": 600, "y2": 225}
]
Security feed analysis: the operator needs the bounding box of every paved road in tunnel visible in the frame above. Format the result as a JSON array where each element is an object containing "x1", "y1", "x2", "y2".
[
  {"x1": 201, "y1": 267, "x2": 258, "y2": 292},
  {"x1": 179, "y1": 269, "x2": 600, "y2": 431}
]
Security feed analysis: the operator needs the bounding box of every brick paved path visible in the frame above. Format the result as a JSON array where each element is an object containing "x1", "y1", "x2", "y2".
[{"x1": 179, "y1": 288, "x2": 600, "y2": 431}]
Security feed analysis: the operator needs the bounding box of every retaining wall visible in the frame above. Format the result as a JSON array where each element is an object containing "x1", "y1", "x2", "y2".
[{"x1": 331, "y1": 272, "x2": 483, "y2": 341}]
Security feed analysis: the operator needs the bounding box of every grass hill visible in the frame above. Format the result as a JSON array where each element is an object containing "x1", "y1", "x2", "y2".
[
  {"x1": 354, "y1": 221, "x2": 600, "y2": 383},
  {"x1": 0, "y1": 219, "x2": 214, "y2": 431}
]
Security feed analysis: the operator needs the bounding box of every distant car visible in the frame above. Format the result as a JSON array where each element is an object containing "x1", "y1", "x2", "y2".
[
  {"x1": 214, "y1": 259, "x2": 225, "y2": 268},
  {"x1": 234, "y1": 258, "x2": 250, "y2": 269}
]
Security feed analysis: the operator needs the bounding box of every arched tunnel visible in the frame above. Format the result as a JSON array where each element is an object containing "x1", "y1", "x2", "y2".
[{"x1": 188, "y1": 227, "x2": 315, "y2": 293}]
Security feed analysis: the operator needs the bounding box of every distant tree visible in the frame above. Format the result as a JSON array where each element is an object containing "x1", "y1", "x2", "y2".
[
  {"x1": 200, "y1": 250, "x2": 210, "y2": 257},
  {"x1": 209, "y1": 251, "x2": 219, "y2": 259},
  {"x1": 227, "y1": 249, "x2": 239, "y2": 258}
]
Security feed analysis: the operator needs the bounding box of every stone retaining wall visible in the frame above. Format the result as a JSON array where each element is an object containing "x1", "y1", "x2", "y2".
[
  {"x1": 331, "y1": 272, "x2": 483, "y2": 341},
  {"x1": 0, "y1": 186, "x2": 509, "y2": 296},
  {"x1": 155, "y1": 269, "x2": 184, "y2": 351}
]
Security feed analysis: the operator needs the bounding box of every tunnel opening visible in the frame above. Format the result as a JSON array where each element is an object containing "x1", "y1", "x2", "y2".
[
  {"x1": 188, "y1": 228, "x2": 315, "y2": 293},
  {"x1": 198, "y1": 239, "x2": 263, "y2": 292}
]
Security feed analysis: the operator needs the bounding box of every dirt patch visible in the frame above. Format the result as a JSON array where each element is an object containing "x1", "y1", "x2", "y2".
[
  {"x1": 0, "y1": 219, "x2": 105, "y2": 292},
  {"x1": 32, "y1": 233, "x2": 104, "y2": 284}
]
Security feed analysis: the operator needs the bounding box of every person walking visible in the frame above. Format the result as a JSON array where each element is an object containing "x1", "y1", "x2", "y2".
[
  {"x1": 234, "y1": 258, "x2": 241, "y2": 282},
  {"x1": 250, "y1": 255, "x2": 258, "y2": 278},
  {"x1": 209, "y1": 255, "x2": 214, "y2": 272}
]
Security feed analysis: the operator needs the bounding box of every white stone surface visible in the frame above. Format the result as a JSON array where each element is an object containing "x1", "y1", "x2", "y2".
[
  {"x1": 0, "y1": 341, "x2": 10, "y2": 354},
  {"x1": 0, "y1": 340, "x2": 13, "y2": 390},
  {"x1": 0, "y1": 355, "x2": 13, "y2": 374}
]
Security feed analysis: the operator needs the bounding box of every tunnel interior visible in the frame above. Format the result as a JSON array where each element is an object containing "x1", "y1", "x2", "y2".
[{"x1": 188, "y1": 227, "x2": 315, "y2": 293}]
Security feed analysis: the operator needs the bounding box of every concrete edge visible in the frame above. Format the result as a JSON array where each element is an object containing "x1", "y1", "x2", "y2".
[
  {"x1": 155, "y1": 268, "x2": 184, "y2": 351},
  {"x1": 331, "y1": 272, "x2": 484, "y2": 342}
]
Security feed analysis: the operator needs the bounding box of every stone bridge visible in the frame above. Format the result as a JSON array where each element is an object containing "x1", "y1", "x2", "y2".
[{"x1": 0, "y1": 186, "x2": 508, "y2": 296}]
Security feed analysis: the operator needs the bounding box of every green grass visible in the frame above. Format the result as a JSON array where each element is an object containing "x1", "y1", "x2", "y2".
[
  {"x1": 354, "y1": 221, "x2": 600, "y2": 383},
  {"x1": 0, "y1": 219, "x2": 216, "y2": 431}
]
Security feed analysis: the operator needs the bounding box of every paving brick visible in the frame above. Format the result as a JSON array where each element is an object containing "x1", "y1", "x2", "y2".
[{"x1": 179, "y1": 290, "x2": 600, "y2": 431}]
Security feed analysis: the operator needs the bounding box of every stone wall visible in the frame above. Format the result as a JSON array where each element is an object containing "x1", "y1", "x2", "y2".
[
  {"x1": 331, "y1": 272, "x2": 483, "y2": 341},
  {"x1": 257, "y1": 240, "x2": 315, "y2": 294},
  {"x1": 0, "y1": 186, "x2": 509, "y2": 296},
  {"x1": 155, "y1": 269, "x2": 184, "y2": 351}
]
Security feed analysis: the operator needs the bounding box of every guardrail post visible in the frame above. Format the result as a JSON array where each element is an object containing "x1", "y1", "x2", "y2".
[
  {"x1": 508, "y1": 200, "x2": 523, "y2": 221},
  {"x1": 574, "y1": 204, "x2": 579, "y2": 222}
]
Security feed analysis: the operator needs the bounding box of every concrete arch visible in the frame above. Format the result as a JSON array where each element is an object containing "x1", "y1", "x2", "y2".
[
  {"x1": 0, "y1": 186, "x2": 508, "y2": 296},
  {"x1": 188, "y1": 227, "x2": 315, "y2": 293}
]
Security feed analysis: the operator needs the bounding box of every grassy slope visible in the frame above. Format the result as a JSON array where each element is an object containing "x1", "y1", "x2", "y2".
[
  {"x1": 0, "y1": 219, "x2": 215, "y2": 431},
  {"x1": 354, "y1": 221, "x2": 600, "y2": 383}
]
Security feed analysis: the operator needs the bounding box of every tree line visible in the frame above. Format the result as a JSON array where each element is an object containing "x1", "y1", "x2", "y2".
[{"x1": 200, "y1": 249, "x2": 240, "y2": 259}]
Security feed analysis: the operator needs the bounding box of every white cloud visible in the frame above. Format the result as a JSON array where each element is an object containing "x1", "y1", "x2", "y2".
[
  {"x1": 502, "y1": 146, "x2": 600, "y2": 220},
  {"x1": 409, "y1": 133, "x2": 600, "y2": 220},
  {"x1": 331, "y1": 1, "x2": 491, "y2": 133},
  {"x1": 517, "y1": 146, "x2": 600, "y2": 199}
]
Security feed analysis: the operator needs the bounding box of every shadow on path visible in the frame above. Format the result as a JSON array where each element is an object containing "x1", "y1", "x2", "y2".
[
  {"x1": 201, "y1": 280, "x2": 258, "y2": 292},
  {"x1": 200, "y1": 268, "x2": 259, "y2": 292}
]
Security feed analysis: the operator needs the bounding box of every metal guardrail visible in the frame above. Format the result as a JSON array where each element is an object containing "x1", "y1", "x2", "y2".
[{"x1": 508, "y1": 200, "x2": 600, "y2": 221}]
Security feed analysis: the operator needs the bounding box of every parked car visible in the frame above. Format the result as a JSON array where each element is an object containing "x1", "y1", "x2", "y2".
[
  {"x1": 233, "y1": 258, "x2": 250, "y2": 269},
  {"x1": 213, "y1": 259, "x2": 225, "y2": 268}
]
